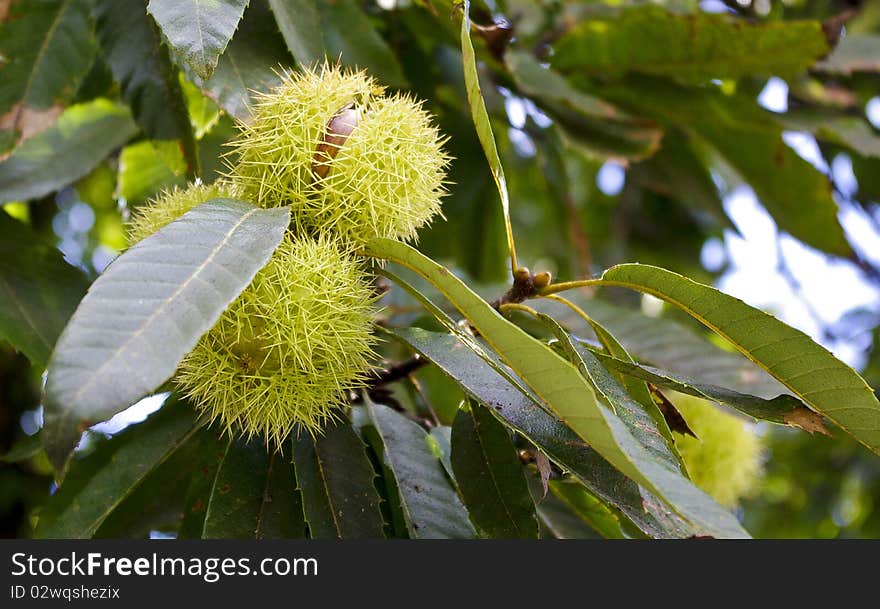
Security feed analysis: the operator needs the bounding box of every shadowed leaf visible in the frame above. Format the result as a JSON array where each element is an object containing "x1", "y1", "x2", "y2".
[
  {"x1": 506, "y1": 50, "x2": 662, "y2": 160},
  {"x1": 365, "y1": 398, "x2": 476, "y2": 539},
  {"x1": 451, "y1": 401, "x2": 538, "y2": 538},
  {"x1": 292, "y1": 419, "x2": 385, "y2": 539},
  {"x1": 188, "y1": 1, "x2": 289, "y2": 121},
  {"x1": 0, "y1": 211, "x2": 89, "y2": 366},
  {"x1": 0, "y1": 0, "x2": 96, "y2": 141},
  {"x1": 816, "y1": 34, "x2": 880, "y2": 74},
  {"x1": 203, "y1": 438, "x2": 305, "y2": 538},
  {"x1": 269, "y1": 0, "x2": 406, "y2": 88},
  {"x1": 36, "y1": 399, "x2": 199, "y2": 538}
]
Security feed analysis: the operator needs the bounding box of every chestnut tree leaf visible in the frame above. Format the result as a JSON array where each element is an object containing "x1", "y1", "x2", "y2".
[
  {"x1": 390, "y1": 326, "x2": 702, "y2": 539},
  {"x1": 292, "y1": 418, "x2": 385, "y2": 539},
  {"x1": 365, "y1": 398, "x2": 476, "y2": 539},
  {"x1": 0, "y1": 99, "x2": 137, "y2": 203},
  {"x1": 35, "y1": 399, "x2": 199, "y2": 538},
  {"x1": 0, "y1": 0, "x2": 96, "y2": 139},
  {"x1": 0, "y1": 211, "x2": 89, "y2": 366},
  {"x1": 451, "y1": 400, "x2": 539, "y2": 538},
  {"x1": 43, "y1": 199, "x2": 289, "y2": 476},
  {"x1": 147, "y1": 0, "x2": 249, "y2": 80},
  {"x1": 552, "y1": 5, "x2": 828, "y2": 83},
  {"x1": 592, "y1": 264, "x2": 880, "y2": 453},
  {"x1": 203, "y1": 438, "x2": 305, "y2": 539},
  {"x1": 365, "y1": 238, "x2": 750, "y2": 538}
]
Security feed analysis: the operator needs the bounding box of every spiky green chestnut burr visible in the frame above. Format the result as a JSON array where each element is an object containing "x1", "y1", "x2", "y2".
[
  {"x1": 228, "y1": 64, "x2": 449, "y2": 244},
  {"x1": 126, "y1": 182, "x2": 237, "y2": 244},
  {"x1": 672, "y1": 394, "x2": 763, "y2": 508},
  {"x1": 174, "y1": 233, "x2": 378, "y2": 446}
]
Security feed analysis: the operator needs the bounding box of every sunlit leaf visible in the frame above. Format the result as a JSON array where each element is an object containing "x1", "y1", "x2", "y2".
[
  {"x1": 585, "y1": 345, "x2": 828, "y2": 433},
  {"x1": 0, "y1": 99, "x2": 137, "y2": 203},
  {"x1": 549, "y1": 479, "x2": 628, "y2": 540},
  {"x1": 366, "y1": 238, "x2": 749, "y2": 538},
  {"x1": 592, "y1": 264, "x2": 880, "y2": 453},
  {"x1": 536, "y1": 295, "x2": 789, "y2": 399},
  {"x1": 540, "y1": 313, "x2": 686, "y2": 474},
  {"x1": 118, "y1": 139, "x2": 187, "y2": 205},
  {"x1": 553, "y1": 5, "x2": 828, "y2": 83},
  {"x1": 459, "y1": 0, "x2": 517, "y2": 273},
  {"x1": 390, "y1": 326, "x2": 699, "y2": 539}
]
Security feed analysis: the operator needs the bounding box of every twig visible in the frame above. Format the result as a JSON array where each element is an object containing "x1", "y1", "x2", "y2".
[
  {"x1": 405, "y1": 375, "x2": 442, "y2": 427},
  {"x1": 369, "y1": 355, "x2": 428, "y2": 387},
  {"x1": 719, "y1": 0, "x2": 753, "y2": 17},
  {"x1": 490, "y1": 267, "x2": 555, "y2": 309},
  {"x1": 536, "y1": 278, "x2": 602, "y2": 297},
  {"x1": 499, "y1": 302, "x2": 541, "y2": 318}
]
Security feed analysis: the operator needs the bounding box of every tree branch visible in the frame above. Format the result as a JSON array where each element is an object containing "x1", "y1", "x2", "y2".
[{"x1": 369, "y1": 355, "x2": 428, "y2": 388}]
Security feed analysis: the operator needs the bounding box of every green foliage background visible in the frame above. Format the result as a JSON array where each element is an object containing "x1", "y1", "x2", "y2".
[{"x1": 1, "y1": 0, "x2": 880, "y2": 539}]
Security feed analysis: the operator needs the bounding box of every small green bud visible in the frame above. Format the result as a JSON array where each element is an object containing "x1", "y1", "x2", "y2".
[{"x1": 533, "y1": 271, "x2": 552, "y2": 289}]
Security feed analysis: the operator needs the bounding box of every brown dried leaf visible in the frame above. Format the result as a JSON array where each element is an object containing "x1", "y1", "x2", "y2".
[
  {"x1": 534, "y1": 449, "x2": 551, "y2": 499},
  {"x1": 783, "y1": 407, "x2": 832, "y2": 437},
  {"x1": 822, "y1": 9, "x2": 858, "y2": 49},
  {"x1": 651, "y1": 386, "x2": 697, "y2": 438},
  {"x1": 0, "y1": 104, "x2": 63, "y2": 159},
  {"x1": 471, "y1": 19, "x2": 514, "y2": 61}
]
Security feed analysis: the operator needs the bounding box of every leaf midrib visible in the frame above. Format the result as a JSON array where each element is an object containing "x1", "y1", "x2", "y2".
[
  {"x1": 468, "y1": 406, "x2": 526, "y2": 537},
  {"x1": 85, "y1": 418, "x2": 199, "y2": 538},
  {"x1": 202, "y1": 438, "x2": 233, "y2": 537},
  {"x1": 17, "y1": 0, "x2": 74, "y2": 123},
  {"x1": 254, "y1": 453, "x2": 275, "y2": 538},
  {"x1": 312, "y1": 436, "x2": 344, "y2": 538},
  {"x1": 370, "y1": 407, "x2": 418, "y2": 538},
  {"x1": 0, "y1": 272, "x2": 51, "y2": 360}
]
